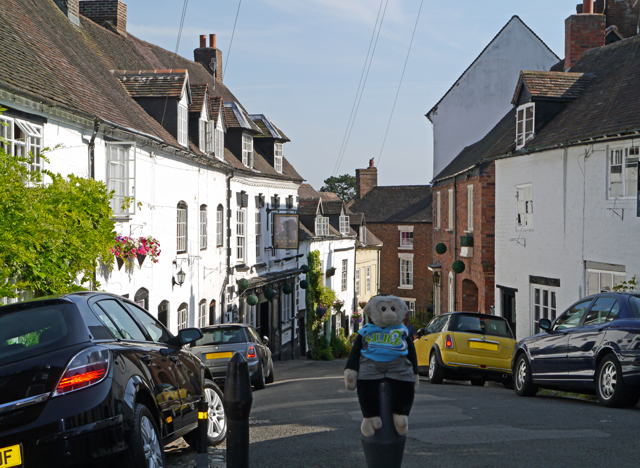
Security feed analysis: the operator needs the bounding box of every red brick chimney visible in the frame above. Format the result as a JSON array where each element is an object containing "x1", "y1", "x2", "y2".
[
  {"x1": 80, "y1": 0, "x2": 127, "y2": 36},
  {"x1": 356, "y1": 158, "x2": 378, "y2": 199},
  {"x1": 194, "y1": 34, "x2": 223, "y2": 81},
  {"x1": 595, "y1": 0, "x2": 640, "y2": 39},
  {"x1": 565, "y1": 1, "x2": 605, "y2": 71}
]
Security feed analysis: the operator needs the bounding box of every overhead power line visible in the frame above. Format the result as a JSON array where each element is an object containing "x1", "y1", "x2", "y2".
[
  {"x1": 377, "y1": 0, "x2": 424, "y2": 169},
  {"x1": 162, "y1": 0, "x2": 189, "y2": 127},
  {"x1": 332, "y1": 0, "x2": 389, "y2": 177},
  {"x1": 224, "y1": 0, "x2": 243, "y2": 80}
]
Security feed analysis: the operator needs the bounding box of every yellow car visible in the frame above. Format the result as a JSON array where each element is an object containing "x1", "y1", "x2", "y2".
[{"x1": 415, "y1": 312, "x2": 516, "y2": 388}]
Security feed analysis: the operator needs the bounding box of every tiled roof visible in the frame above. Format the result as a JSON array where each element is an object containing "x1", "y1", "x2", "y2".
[
  {"x1": 349, "y1": 186, "x2": 433, "y2": 223},
  {"x1": 224, "y1": 102, "x2": 261, "y2": 133},
  {"x1": 112, "y1": 69, "x2": 188, "y2": 98},
  {"x1": 433, "y1": 109, "x2": 516, "y2": 182},
  {"x1": 189, "y1": 84, "x2": 208, "y2": 113},
  {"x1": 210, "y1": 97, "x2": 223, "y2": 126},
  {"x1": 250, "y1": 114, "x2": 290, "y2": 141},
  {"x1": 512, "y1": 71, "x2": 592, "y2": 104},
  {"x1": 515, "y1": 34, "x2": 640, "y2": 152},
  {"x1": 299, "y1": 184, "x2": 320, "y2": 201},
  {"x1": 357, "y1": 226, "x2": 383, "y2": 248}
]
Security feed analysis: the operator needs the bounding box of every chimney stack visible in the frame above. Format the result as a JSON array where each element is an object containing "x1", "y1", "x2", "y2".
[
  {"x1": 564, "y1": 3, "x2": 605, "y2": 71},
  {"x1": 356, "y1": 159, "x2": 378, "y2": 199},
  {"x1": 79, "y1": 0, "x2": 128, "y2": 36},
  {"x1": 597, "y1": 0, "x2": 640, "y2": 39},
  {"x1": 54, "y1": 0, "x2": 80, "y2": 26},
  {"x1": 194, "y1": 34, "x2": 223, "y2": 81}
]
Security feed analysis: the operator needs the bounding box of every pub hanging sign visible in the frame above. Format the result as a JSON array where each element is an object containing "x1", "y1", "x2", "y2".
[{"x1": 273, "y1": 213, "x2": 299, "y2": 249}]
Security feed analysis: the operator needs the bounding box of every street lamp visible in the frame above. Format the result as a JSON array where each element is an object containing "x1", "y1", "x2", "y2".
[{"x1": 173, "y1": 268, "x2": 186, "y2": 287}]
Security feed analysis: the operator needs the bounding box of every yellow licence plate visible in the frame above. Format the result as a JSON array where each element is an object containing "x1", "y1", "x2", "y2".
[
  {"x1": 469, "y1": 341, "x2": 498, "y2": 351},
  {"x1": 0, "y1": 444, "x2": 22, "y2": 467},
  {"x1": 206, "y1": 352, "x2": 233, "y2": 360}
]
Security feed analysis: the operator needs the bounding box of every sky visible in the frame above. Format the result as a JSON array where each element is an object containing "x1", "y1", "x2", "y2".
[{"x1": 127, "y1": 0, "x2": 578, "y2": 189}]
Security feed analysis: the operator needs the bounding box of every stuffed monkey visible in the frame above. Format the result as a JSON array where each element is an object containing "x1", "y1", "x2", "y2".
[{"x1": 344, "y1": 295, "x2": 419, "y2": 437}]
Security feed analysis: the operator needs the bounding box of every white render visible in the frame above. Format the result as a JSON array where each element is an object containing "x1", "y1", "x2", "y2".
[
  {"x1": 427, "y1": 16, "x2": 559, "y2": 178},
  {"x1": 495, "y1": 141, "x2": 640, "y2": 340}
]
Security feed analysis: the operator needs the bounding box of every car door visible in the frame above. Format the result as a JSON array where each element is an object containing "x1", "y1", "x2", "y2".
[
  {"x1": 248, "y1": 326, "x2": 270, "y2": 367},
  {"x1": 529, "y1": 299, "x2": 592, "y2": 382},
  {"x1": 91, "y1": 298, "x2": 184, "y2": 435},
  {"x1": 567, "y1": 296, "x2": 620, "y2": 382},
  {"x1": 415, "y1": 316, "x2": 448, "y2": 367}
]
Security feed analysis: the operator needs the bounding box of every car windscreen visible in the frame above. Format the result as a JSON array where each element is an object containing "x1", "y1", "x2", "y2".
[
  {"x1": 0, "y1": 301, "x2": 88, "y2": 365},
  {"x1": 194, "y1": 327, "x2": 246, "y2": 346},
  {"x1": 452, "y1": 314, "x2": 514, "y2": 339}
]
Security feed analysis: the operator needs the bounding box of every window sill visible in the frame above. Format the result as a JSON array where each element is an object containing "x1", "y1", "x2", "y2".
[
  {"x1": 516, "y1": 226, "x2": 534, "y2": 231},
  {"x1": 398, "y1": 285, "x2": 414, "y2": 290},
  {"x1": 399, "y1": 246, "x2": 414, "y2": 250}
]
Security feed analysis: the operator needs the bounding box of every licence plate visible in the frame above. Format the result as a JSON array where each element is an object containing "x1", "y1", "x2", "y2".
[
  {"x1": 469, "y1": 341, "x2": 498, "y2": 351},
  {"x1": 206, "y1": 352, "x2": 233, "y2": 360},
  {"x1": 0, "y1": 444, "x2": 22, "y2": 467}
]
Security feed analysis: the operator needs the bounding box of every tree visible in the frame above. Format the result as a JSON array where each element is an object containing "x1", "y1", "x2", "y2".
[
  {"x1": 0, "y1": 128, "x2": 115, "y2": 298},
  {"x1": 305, "y1": 250, "x2": 336, "y2": 360},
  {"x1": 320, "y1": 174, "x2": 356, "y2": 203}
]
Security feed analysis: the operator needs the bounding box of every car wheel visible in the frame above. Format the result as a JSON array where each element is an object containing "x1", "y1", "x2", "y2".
[
  {"x1": 596, "y1": 355, "x2": 637, "y2": 408},
  {"x1": 125, "y1": 403, "x2": 165, "y2": 468},
  {"x1": 514, "y1": 355, "x2": 537, "y2": 397},
  {"x1": 184, "y1": 380, "x2": 227, "y2": 447},
  {"x1": 470, "y1": 379, "x2": 486, "y2": 387},
  {"x1": 253, "y1": 362, "x2": 266, "y2": 390},
  {"x1": 428, "y1": 351, "x2": 444, "y2": 384},
  {"x1": 265, "y1": 359, "x2": 275, "y2": 385}
]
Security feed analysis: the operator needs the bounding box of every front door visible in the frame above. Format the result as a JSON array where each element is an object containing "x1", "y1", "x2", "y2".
[
  {"x1": 501, "y1": 288, "x2": 516, "y2": 336},
  {"x1": 259, "y1": 301, "x2": 271, "y2": 350}
]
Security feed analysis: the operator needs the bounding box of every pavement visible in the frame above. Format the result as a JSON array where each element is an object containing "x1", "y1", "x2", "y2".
[{"x1": 165, "y1": 357, "x2": 312, "y2": 468}]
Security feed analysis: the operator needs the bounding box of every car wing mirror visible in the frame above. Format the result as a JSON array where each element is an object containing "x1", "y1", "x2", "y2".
[
  {"x1": 178, "y1": 327, "x2": 203, "y2": 346},
  {"x1": 538, "y1": 318, "x2": 552, "y2": 332},
  {"x1": 262, "y1": 336, "x2": 269, "y2": 345},
  {"x1": 417, "y1": 328, "x2": 425, "y2": 338}
]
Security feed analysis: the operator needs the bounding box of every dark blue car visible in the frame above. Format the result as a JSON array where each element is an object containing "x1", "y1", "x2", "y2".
[{"x1": 513, "y1": 292, "x2": 640, "y2": 407}]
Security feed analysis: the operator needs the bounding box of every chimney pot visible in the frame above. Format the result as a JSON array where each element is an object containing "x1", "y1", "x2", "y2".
[
  {"x1": 583, "y1": 0, "x2": 594, "y2": 14},
  {"x1": 369, "y1": 158, "x2": 375, "y2": 168},
  {"x1": 200, "y1": 35, "x2": 206, "y2": 48},
  {"x1": 210, "y1": 34, "x2": 216, "y2": 48}
]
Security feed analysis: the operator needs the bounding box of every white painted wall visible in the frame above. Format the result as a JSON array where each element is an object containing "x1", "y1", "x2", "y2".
[
  {"x1": 495, "y1": 141, "x2": 640, "y2": 340},
  {"x1": 428, "y1": 17, "x2": 559, "y2": 178}
]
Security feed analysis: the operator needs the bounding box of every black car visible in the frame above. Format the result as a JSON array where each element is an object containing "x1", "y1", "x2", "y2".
[
  {"x1": 513, "y1": 292, "x2": 640, "y2": 407},
  {"x1": 0, "y1": 292, "x2": 227, "y2": 468},
  {"x1": 190, "y1": 324, "x2": 274, "y2": 390}
]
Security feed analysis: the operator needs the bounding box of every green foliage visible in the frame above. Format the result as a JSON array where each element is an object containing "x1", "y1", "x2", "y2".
[
  {"x1": 317, "y1": 336, "x2": 334, "y2": 361},
  {"x1": 613, "y1": 275, "x2": 637, "y2": 292},
  {"x1": 331, "y1": 328, "x2": 351, "y2": 358},
  {"x1": 320, "y1": 174, "x2": 356, "y2": 203},
  {"x1": 305, "y1": 250, "x2": 337, "y2": 359},
  {"x1": 0, "y1": 126, "x2": 115, "y2": 298}
]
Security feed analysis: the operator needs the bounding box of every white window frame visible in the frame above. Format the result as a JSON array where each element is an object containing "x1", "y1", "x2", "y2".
[
  {"x1": 467, "y1": 184, "x2": 474, "y2": 232},
  {"x1": 198, "y1": 300, "x2": 207, "y2": 328},
  {"x1": 403, "y1": 299, "x2": 416, "y2": 315},
  {"x1": 516, "y1": 103, "x2": 535, "y2": 149},
  {"x1": 436, "y1": 191, "x2": 441, "y2": 230},
  {"x1": 255, "y1": 210, "x2": 262, "y2": 260},
  {"x1": 178, "y1": 304, "x2": 188, "y2": 330},
  {"x1": 355, "y1": 268, "x2": 361, "y2": 296},
  {"x1": 215, "y1": 118, "x2": 224, "y2": 160},
  {"x1": 315, "y1": 216, "x2": 329, "y2": 236},
  {"x1": 107, "y1": 142, "x2": 136, "y2": 217},
  {"x1": 178, "y1": 101, "x2": 188, "y2": 147},
  {"x1": 199, "y1": 118, "x2": 206, "y2": 152},
  {"x1": 608, "y1": 145, "x2": 639, "y2": 199},
  {"x1": 532, "y1": 285, "x2": 557, "y2": 334},
  {"x1": 216, "y1": 205, "x2": 224, "y2": 247},
  {"x1": 516, "y1": 184, "x2": 533, "y2": 228},
  {"x1": 587, "y1": 269, "x2": 626, "y2": 295},
  {"x1": 399, "y1": 226, "x2": 414, "y2": 249},
  {"x1": 242, "y1": 133, "x2": 253, "y2": 167},
  {"x1": 177, "y1": 202, "x2": 187, "y2": 253},
  {"x1": 206, "y1": 120, "x2": 214, "y2": 154},
  {"x1": 399, "y1": 255, "x2": 413, "y2": 289},
  {"x1": 339, "y1": 215, "x2": 350, "y2": 235},
  {"x1": 0, "y1": 116, "x2": 44, "y2": 173},
  {"x1": 200, "y1": 205, "x2": 207, "y2": 250},
  {"x1": 448, "y1": 272, "x2": 454, "y2": 313},
  {"x1": 274, "y1": 143, "x2": 283, "y2": 173},
  {"x1": 448, "y1": 189, "x2": 454, "y2": 230},
  {"x1": 282, "y1": 292, "x2": 292, "y2": 322},
  {"x1": 341, "y1": 259, "x2": 348, "y2": 291},
  {"x1": 237, "y1": 209, "x2": 246, "y2": 262},
  {"x1": 366, "y1": 266, "x2": 371, "y2": 293}
]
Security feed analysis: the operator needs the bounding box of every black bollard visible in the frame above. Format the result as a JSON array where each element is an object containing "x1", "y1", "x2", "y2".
[
  {"x1": 196, "y1": 399, "x2": 209, "y2": 468},
  {"x1": 224, "y1": 352, "x2": 253, "y2": 468},
  {"x1": 361, "y1": 379, "x2": 406, "y2": 468}
]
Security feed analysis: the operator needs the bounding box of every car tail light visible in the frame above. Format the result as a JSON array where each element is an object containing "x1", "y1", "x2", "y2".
[
  {"x1": 53, "y1": 347, "x2": 110, "y2": 397},
  {"x1": 445, "y1": 334, "x2": 454, "y2": 349},
  {"x1": 247, "y1": 346, "x2": 256, "y2": 359}
]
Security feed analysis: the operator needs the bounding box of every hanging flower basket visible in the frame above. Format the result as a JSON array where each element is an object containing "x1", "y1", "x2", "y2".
[
  {"x1": 332, "y1": 299, "x2": 344, "y2": 312},
  {"x1": 137, "y1": 254, "x2": 146, "y2": 267},
  {"x1": 237, "y1": 278, "x2": 250, "y2": 292},
  {"x1": 116, "y1": 257, "x2": 124, "y2": 271},
  {"x1": 264, "y1": 288, "x2": 276, "y2": 300},
  {"x1": 300, "y1": 280, "x2": 309, "y2": 289},
  {"x1": 138, "y1": 236, "x2": 161, "y2": 263},
  {"x1": 112, "y1": 235, "x2": 138, "y2": 269},
  {"x1": 326, "y1": 267, "x2": 336, "y2": 277},
  {"x1": 316, "y1": 306, "x2": 327, "y2": 318},
  {"x1": 246, "y1": 294, "x2": 259, "y2": 306},
  {"x1": 352, "y1": 312, "x2": 363, "y2": 324},
  {"x1": 358, "y1": 301, "x2": 367, "y2": 309},
  {"x1": 282, "y1": 283, "x2": 293, "y2": 295}
]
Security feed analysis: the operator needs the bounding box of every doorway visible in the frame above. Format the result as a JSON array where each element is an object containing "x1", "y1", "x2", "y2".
[
  {"x1": 259, "y1": 301, "x2": 271, "y2": 347},
  {"x1": 501, "y1": 288, "x2": 516, "y2": 336}
]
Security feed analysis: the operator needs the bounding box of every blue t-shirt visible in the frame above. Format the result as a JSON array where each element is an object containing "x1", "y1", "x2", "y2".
[{"x1": 358, "y1": 324, "x2": 409, "y2": 362}]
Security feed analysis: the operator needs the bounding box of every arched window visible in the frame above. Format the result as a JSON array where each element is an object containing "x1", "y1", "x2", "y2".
[
  {"x1": 177, "y1": 201, "x2": 188, "y2": 253},
  {"x1": 158, "y1": 300, "x2": 170, "y2": 328},
  {"x1": 209, "y1": 300, "x2": 217, "y2": 324},
  {"x1": 216, "y1": 204, "x2": 224, "y2": 247},
  {"x1": 134, "y1": 288, "x2": 149, "y2": 310},
  {"x1": 198, "y1": 299, "x2": 207, "y2": 328},
  {"x1": 177, "y1": 303, "x2": 188, "y2": 330},
  {"x1": 200, "y1": 204, "x2": 208, "y2": 250}
]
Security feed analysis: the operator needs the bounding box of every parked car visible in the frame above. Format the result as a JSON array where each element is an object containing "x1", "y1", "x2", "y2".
[
  {"x1": 190, "y1": 324, "x2": 274, "y2": 390},
  {"x1": 415, "y1": 312, "x2": 516, "y2": 387},
  {"x1": 0, "y1": 292, "x2": 227, "y2": 468},
  {"x1": 513, "y1": 292, "x2": 640, "y2": 407}
]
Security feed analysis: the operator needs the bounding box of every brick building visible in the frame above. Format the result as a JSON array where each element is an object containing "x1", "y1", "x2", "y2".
[{"x1": 349, "y1": 160, "x2": 433, "y2": 316}]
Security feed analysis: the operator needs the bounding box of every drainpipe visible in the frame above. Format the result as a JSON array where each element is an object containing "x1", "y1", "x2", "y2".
[
  {"x1": 89, "y1": 119, "x2": 100, "y2": 290},
  {"x1": 222, "y1": 170, "x2": 234, "y2": 323},
  {"x1": 453, "y1": 176, "x2": 458, "y2": 311}
]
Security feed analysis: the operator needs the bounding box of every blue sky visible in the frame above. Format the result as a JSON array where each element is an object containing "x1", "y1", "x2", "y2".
[{"x1": 127, "y1": 0, "x2": 577, "y2": 189}]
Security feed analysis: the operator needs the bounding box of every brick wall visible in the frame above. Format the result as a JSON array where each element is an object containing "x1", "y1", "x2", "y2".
[
  {"x1": 366, "y1": 222, "x2": 433, "y2": 310},
  {"x1": 432, "y1": 163, "x2": 495, "y2": 315},
  {"x1": 356, "y1": 166, "x2": 378, "y2": 199},
  {"x1": 80, "y1": 0, "x2": 127, "y2": 36},
  {"x1": 564, "y1": 13, "x2": 605, "y2": 71},
  {"x1": 595, "y1": 0, "x2": 640, "y2": 39}
]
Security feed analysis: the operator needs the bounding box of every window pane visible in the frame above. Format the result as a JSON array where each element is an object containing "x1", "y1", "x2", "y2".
[
  {"x1": 96, "y1": 300, "x2": 146, "y2": 341},
  {"x1": 554, "y1": 300, "x2": 592, "y2": 330},
  {"x1": 124, "y1": 303, "x2": 171, "y2": 342}
]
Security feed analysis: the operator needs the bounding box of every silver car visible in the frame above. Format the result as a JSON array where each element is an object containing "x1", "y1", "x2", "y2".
[{"x1": 190, "y1": 324, "x2": 274, "y2": 390}]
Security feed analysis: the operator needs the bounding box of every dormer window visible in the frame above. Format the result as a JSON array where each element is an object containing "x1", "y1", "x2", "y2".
[
  {"x1": 206, "y1": 121, "x2": 214, "y2": 154},
  {"x1": 178, "y1": 101, "x2": 188, "y2": 147},
  {"x1": 199, "y1": 117, "x2": 207, "y2": 152},
  {"x1": 215, "y1": 121, "x2": 224, "y2": 160},
  {"x1": 274, "y1": 143, "x2": 283, "y2": 173},
  {"x1": 242, "y1": 134, "x2": 253, "y2": 167},
  {"x1": 315, "y1": 216, "x2": 329, "y2": 236},
  {"x1": 516, "y1": 103, "x2": 534, "y2": 149},
  {"x1": 339, "y1": 215, "x2": 350, "y2": 235}
]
